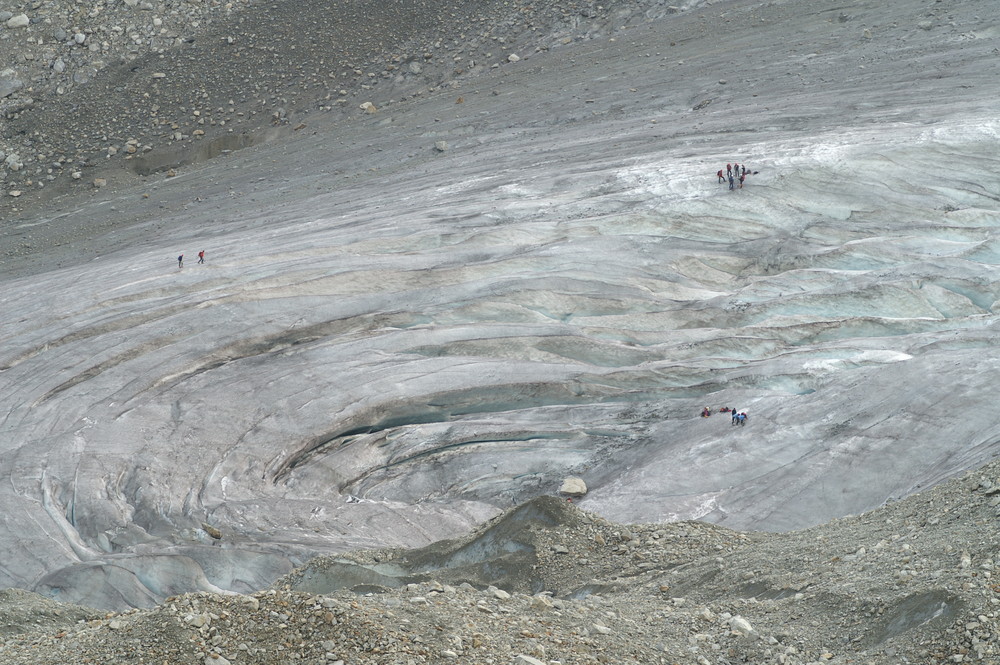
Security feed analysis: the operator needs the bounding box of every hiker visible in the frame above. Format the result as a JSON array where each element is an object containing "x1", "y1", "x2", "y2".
[
  {"x1": 739, "y1": 173, "x2": 746, "y2": 189},
  {"x1": 177, "y1": 254, "x2": 184, "y2": 268},
  {"x1": 717, "y1": 169, "x2": 725, "y2": 183},
  {"x1": 701, "y1": 406, "x2": 711, "y2": 418},
  {"x1": 732, "y1": 409, "x2": 739, "y2": 425},
  {"x1": 198, "y1": 250, "x2": 205, "y2": 264},
  {"x1": 728, "y1": 174, "x2": 735, "y2": 190},
  {"x1": 726, "y1": 163, "x2": 732, "y2": 177},
  {"x1": 741, "y1": 164, "x2": 747, "y2": 177},
  {"x1": 737, "y1": 412, "x2": 748, "y2": 426}
]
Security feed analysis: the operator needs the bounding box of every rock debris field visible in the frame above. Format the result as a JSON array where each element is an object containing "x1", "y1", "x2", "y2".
[{"x1": 2, "y1": 0, "x2": 1000, "y2": 663}]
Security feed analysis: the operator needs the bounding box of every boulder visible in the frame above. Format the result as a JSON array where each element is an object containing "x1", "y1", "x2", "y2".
[{"x1": 560, "y1": 476, "x2": 588, "y2": 496}]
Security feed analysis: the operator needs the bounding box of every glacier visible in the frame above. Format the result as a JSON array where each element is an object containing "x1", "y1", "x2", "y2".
[{"x1": 1, "y1": 0, "x2": 1000, "y2": 609}]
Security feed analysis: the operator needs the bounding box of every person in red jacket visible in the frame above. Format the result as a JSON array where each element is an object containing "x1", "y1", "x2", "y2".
[{"x1": 198, "y1": 250, "x2": 205, "y2": 264}]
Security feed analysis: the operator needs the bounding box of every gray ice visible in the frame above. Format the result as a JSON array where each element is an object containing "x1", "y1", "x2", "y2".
[{"x1": 2, "y1": 0, "x2": 1000, "y2": 609}]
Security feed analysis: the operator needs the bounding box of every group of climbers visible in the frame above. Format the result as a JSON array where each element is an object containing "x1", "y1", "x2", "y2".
[
  {"x1": 715, "y1": 162, "x2": 757, "y2": 190},
  {"x1": 700, "y1": 405, "x2": 749, "y2": 426}
]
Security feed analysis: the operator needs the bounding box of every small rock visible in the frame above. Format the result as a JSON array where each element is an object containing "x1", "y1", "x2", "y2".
[
  {"x1": 73, "y1": 68, "x2": 95, "y2": 84},
  {"x1": 490, "y1": 586, "x2": 511, "y2": 600},
  {"x1": 201, "y1": 523, "x2": 222, "y2": 539},
  {"x1": 530, "y1": 594, "x2": 554, "y2": 609},
  {"x1": 591, "y1": 622, "x2": 612, "y2": 635},
  {"x1": 917, "y1": 20, "x2": 933, "y2": 30},
  {"x1": 516, "y1": 656, "x2": 545, "y2": 665},
  {"x1": 359, "y1": 101, "x2": 377, "y2": 113},
  {"x1": 434, "y1": 140, "x2": 449, "y2": 152},
  {"x1": 5, "y1": 14, "x2": 29, "y2": 29},
  {"x1": 93, "y1": 178, "x2": 107, "y2": 188},
  {"x1": 187, "y1": 613, "x2": 210, "y2": 628},
  {"x1": 730, "y1": 615, "x2": 754, "y2": 634},
  {"x1": 0, "y1": 78, "x2": 24, "y2": 99},
  {"x1": 507, "y1": 53, "x2": 520, "y2": 63}
]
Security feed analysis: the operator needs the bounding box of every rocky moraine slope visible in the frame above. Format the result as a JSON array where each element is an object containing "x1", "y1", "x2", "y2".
[
  {"x1": 1, "y1": 0, "x2": 669, "y2": 216},
  {"x1": 1, "y1": 460, "x2": 1000, "y2": 664}
]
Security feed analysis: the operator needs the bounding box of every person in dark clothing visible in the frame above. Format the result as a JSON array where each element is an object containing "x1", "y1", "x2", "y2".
[
  {"x1": 728, "y1": 174, "x2": 735, "y2": 190},
  {"x1": 739, "y1": 173, "x2": 746, "y2": 189},
  {"x1": 726, "y1": 163, "x2": 732, "y2": 177},
  {"x1": 177, "y1": 254, "x2": 184, "y2": 268},
  {"x1": 732, "y1": 409, "x2": 739, "y2": 424}
]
